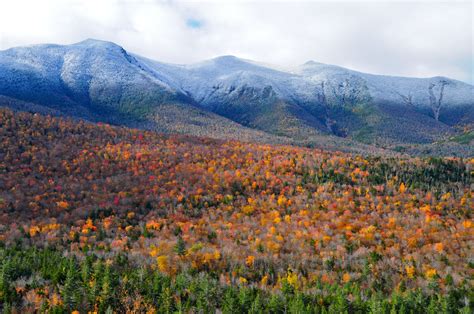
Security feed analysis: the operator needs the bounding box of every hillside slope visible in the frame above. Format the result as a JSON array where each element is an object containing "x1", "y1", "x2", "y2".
[{"x1": 0, "y1": 107, "x2": 472, "y2": 312}]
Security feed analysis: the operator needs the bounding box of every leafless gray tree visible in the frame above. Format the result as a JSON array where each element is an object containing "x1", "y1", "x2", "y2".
[
  {"x1": 428, "y1": 80, "x2": 448, "y2": 121},
  {"x1": 396, "y1": 92, "x2": 413, "y2": 107}
]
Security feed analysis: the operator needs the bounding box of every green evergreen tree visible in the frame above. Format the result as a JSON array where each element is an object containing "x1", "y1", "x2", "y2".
[
  {"x1": 0, "y1": 260, "x2": 12, "y2": 304},
  {"x1": 99, "y1": 264, "x2": 114, "y2": 312},
  {"x1": 222, "y1": 287, "x2": 240, "y2": 313},
  {"x1": 238, "y1": 287, "x2": 254, "y2": 312},
  {"x1": 249, "y1": 293, "x2": 264, "y2": 314},
  {"x1": 267, "y1": 293, "x2": 285, "y2": 314},
  {"x1": 288, "y1": 293, "x2": 306, "y2": 313},
  {"x1": 159, "y1": 287, "x2": 174, "y2": 313},
  {"x1": 174, "y1": 236, "x2": 187, "y2": 256},
  {"x1": 61, "y1": 259, "x2": 80, "y2": 310}
]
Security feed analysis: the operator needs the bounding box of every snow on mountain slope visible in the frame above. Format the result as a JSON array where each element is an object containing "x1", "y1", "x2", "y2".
[
  {"x1": 295, "y1": 61, "x2": 474, "y2": 108},
  {"x1": 135, "y1": 54, "x2": 317, "y2": 105},
  {"x1": 1, "y1": 39, "x2": 473, "y2": 153},
  {"x1": 0, "y1": 39, "x2": 190, "y2": 121},
  {"x1": 139, "y1": 49, "x2": 473, "y2": 147},
  {"x1": 0, "y1": 39, "x2": 175, "y2": 96},
  {"x1": 138, "y1": 54, "x2": 473, "y2": 124},
  {"x1": 2, "y1": 39, "x2": 472, "y2": 112}
]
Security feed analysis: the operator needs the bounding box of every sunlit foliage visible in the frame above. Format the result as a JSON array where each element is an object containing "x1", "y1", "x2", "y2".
[{"x1": 0, "y1": 108, "x2": 472, "y2": 312}]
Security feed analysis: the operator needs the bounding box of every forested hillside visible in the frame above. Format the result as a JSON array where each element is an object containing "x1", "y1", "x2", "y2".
[{"x1": 0, "y1": 108, "x2": 473, "y2": 313}]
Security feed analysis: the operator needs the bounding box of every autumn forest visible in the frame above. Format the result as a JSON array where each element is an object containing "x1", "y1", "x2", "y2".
[{"x1": 0, "y1": 107, "x2": 473, "y2": 313}]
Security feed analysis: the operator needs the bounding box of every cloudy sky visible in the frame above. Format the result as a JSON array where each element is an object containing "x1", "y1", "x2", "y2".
[{"x1": 0, "y1": 0, "x2": 472, "y2": 83}]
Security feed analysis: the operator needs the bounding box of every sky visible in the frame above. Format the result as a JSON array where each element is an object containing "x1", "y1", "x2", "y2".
[{"x1": 0, "y1": 0, "x2": 472, "y2": 84}]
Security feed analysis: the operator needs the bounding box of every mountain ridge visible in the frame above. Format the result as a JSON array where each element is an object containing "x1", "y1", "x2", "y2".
[{"x1": 0, "y1": 39, "x2": 472, "y2": 156}]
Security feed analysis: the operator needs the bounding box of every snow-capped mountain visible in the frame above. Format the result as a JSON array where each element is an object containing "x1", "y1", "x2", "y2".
[
  {"x1": 0, "y1": 39, "x2": 472, "y2": 154},
  {"x1": 0, "y1": 39, "x2": 186, "y2": 122},
  {"x1": 296, "y1": 61, "x2": 473, "y2": 121}
]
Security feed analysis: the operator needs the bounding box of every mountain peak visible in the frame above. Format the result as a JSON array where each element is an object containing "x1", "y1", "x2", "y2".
[
  {"x1": 213, "y1": 55, "x2": 238, "y2": 60},
  {"x1": 189, "y1": 55, "x2": 253, "y2": 70},
  {"x1": 303, "y1": 60, "x2": 324, "y2": 66},
  {"x1": 73, "y1": 38, "x2": 123, "y2": 49},
  {"x1": 210, "y1": 55, "x2": 247, "y2": 65},
  {"x1": 76, "y1": 38, "x2": 111, "y2": 44}
]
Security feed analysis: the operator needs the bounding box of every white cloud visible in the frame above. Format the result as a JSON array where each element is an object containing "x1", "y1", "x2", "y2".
[{"x1": 0, "y1": 0, "x2": 472, "y2": 83}]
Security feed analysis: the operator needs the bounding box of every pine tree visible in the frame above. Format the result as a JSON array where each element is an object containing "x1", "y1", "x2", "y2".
[
  {"x1": 174, "y1": 236, "x2": 186, "y2": 256},
  {"x1": 427, "y1": 296, "x2": 440, "y2": 314},
  {"x1": 81, "y1": 259, "x2": 91, "y2": 284},
  {"x1": 61, "y1": 259, "x2": 80, "y2": 310},
  {"x1": 90, "y1": 260, "x2": 104, "y2": 306},
  {"x1": 0, "y1": 260, "x2": 16, "y2": 306},
  {"x1": 1, "y1": 302, "x2": 12, "y2": 314},
  {"x1": 267, "y1": 293, "x2": 284, "y2": 314},
  {"x1": 0, "y1": 260, "x2": 12, "y2": 304},
  {"x1": 288, "y1": 293, "x2": 306, "y2": 313},
  {"x1": 249, "y1": 293, "x2": 264, "y2": 314},
  {"x1": 238, "y1": 287, "x2": 254, "y2": 312},
  {"x1": 159, "y1": 287, "x2": 174, "y2": 314},
  {"x1": 99, "y1": 264, "x2": 113, "y2": 311},
  {"x1": 222, "y1": 287, "x2": 239, "y2": 313}
]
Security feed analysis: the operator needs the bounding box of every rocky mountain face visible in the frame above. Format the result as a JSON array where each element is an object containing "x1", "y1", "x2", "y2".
[{"x1": 0, "y1": 39, "x2": 472, "y2": 155}]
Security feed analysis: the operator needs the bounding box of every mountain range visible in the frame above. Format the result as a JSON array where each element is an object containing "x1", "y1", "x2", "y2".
[{"x1": 0, "y1": 39, "x2": 472, "y2": 155}]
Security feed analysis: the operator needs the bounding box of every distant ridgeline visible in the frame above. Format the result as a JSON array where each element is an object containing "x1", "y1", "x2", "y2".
[{"x1": 0, "y1": 39, "x2": 473, "y2": 156}]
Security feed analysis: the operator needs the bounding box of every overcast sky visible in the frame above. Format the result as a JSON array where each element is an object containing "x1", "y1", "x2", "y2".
[{"x1": 0, "y1": 0, "x2": 472, "y2": 83}]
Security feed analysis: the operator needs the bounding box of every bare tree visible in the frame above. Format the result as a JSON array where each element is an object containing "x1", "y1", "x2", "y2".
[
  {"x1": 396, "y1": 92, "x2": 413, "y2": 107},
  {"x1": 327, "y1": 76, "x2": 371, "y2": 107},
  {"x1": 428, "y1": 80, "x2": 448, "y2": 121}
]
